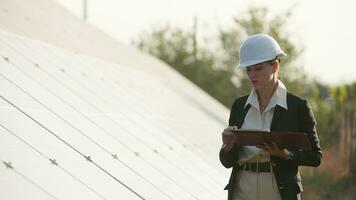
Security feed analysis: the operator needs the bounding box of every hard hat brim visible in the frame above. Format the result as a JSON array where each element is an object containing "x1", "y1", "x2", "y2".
[{"x1": 238, "y1": 52, "x2": 286, "y2": 68}]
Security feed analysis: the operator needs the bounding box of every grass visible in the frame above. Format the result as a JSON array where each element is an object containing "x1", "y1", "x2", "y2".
[{"x1": 302, "y1": 173, "x2": 356, "y2": 200}]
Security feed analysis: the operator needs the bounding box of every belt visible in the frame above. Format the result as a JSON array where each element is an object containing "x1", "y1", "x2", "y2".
[{"x1": 243, "y1": 162, "x2": 271, "y2": 172}]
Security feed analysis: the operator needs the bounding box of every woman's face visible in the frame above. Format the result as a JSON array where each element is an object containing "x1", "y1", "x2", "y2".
[{"x1": 245, "y1": 62, "x2": 275, "y2": 90}]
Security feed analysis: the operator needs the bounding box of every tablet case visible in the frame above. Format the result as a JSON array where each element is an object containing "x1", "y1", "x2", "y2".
[{"x1": 232, "y1": 130, "x2": 312, "y2": 150}]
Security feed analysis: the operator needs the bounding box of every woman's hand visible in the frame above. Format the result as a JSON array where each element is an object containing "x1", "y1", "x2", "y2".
[
  {"x1": 221, "y1": 126, "x2": 238, "y2": 151},
  {"x1": 256, "y1": 142, "x2": 290, "y2": 159}
]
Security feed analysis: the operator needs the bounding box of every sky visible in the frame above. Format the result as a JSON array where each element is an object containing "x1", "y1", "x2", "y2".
[{"x1": 54, "y1": 0, "x2": 356, "y2": 86}]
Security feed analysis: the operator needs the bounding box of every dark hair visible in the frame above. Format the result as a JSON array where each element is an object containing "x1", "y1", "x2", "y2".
[{"x1": 267, "y1": 56, "x2": 280, "y2": 65}]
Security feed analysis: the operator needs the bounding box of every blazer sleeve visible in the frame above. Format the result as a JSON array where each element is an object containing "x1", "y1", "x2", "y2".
[
  {"x1": 289, "y1": 99, "x2": 322, "y2": 167},
  {"x1": 219, "y1": 98, "x2": 245, "y2": 168},
  {"x1": 219, "y1": 144, "x2": 239, "y2": 168}
]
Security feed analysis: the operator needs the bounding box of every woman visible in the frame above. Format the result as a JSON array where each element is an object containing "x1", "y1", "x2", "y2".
[{"x1": 219, "y1": 34, "x2": 322, "y2": 200}]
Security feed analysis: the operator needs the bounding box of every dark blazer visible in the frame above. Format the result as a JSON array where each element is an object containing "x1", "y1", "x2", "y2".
[{"x1": 219, "y1": 92, "x2": 322, "y2": 200}]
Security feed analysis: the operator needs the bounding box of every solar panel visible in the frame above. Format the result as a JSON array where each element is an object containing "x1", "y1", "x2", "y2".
[{"x1": 0, "y1": 30, "x2": 228, "y2": 200}]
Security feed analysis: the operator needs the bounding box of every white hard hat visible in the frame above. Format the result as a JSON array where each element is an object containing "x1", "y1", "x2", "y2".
[{"x1": 238, "y1": 33, "x2": 286, "y2": 68}]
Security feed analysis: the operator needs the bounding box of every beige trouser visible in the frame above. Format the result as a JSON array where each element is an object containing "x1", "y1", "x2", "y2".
[{"x1": 232, "y1": 169, "x2": 281, "y2": 200}]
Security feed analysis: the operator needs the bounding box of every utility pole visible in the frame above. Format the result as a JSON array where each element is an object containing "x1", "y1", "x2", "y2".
[
  {"x1": 192, "y1": 16, "x2": 198, "y2": 61},
  {"x1": 83, "y1": 0, "x2": 88, "y2": 20}
]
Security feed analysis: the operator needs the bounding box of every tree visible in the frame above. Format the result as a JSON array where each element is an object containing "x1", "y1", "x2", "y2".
[
  {"x1": 133, "y1": 7, "x2": 306, "y2": 107},
  {"x1": 133, "y1": 24, "x2": 238, "y2": 106}
]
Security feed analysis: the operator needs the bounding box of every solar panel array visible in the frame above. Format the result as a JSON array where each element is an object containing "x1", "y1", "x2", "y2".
[{"x1": 0, "y1": 30, "x2": 228, "y2": 200}]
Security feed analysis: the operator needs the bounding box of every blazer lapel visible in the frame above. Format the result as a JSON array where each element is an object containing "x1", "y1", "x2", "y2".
[
  {"x1": 270, "y1": 105, "x2": 288, "y2": 131},
  {"x1": 237, "y1": 104, "x2": 251, "y2": 128}
]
